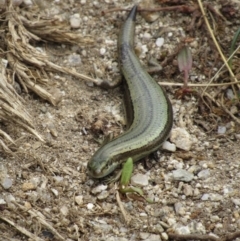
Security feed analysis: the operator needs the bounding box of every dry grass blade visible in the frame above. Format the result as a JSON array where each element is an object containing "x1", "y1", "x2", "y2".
[
  {"x1": 0, "y1": 58, "x2": 44, "y2": 145},
  {"x1": 0, "y1": 216, "x2": 45, "y2": 241},
  {"x1": 14, "y1": 202, "x2": 65, "y2": 241},
  {"x1": 20, "y1": 16, "x2": 94, "y2": 46},
  {"x1": 0, "y1": 2, "x2": 102, "y2": 152},
  {"x1": 197, "y1": 0, "x2": 239, "y2": 94},
  {"x1": 6, "y1": 3, "x2": 99, "y2": 104}
]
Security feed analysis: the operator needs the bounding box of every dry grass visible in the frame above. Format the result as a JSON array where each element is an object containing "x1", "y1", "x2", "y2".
[{"x1": 0, "y1": 2, "x2": 99, "y2": 152}]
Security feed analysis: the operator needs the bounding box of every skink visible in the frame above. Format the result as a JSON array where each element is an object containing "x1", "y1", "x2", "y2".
[{"x1": 87, "y1": 5, "x2": 173, "y2": 178}]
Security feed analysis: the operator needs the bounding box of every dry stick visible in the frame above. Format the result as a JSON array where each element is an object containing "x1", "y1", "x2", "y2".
[
  {"x1": 204, "y1": 92, "x2": 240, "y2": 125},
  {"x1": 169, "y1": 230, "x2": 240, "y2": 241},
  {"x1": 116, "y1": 190, "x2": 131, "y2": 224},
  {"x1": 14, "y1": 202, "x2": 65, "y2": 241},
  {"x1": 0, "y1": 139, "x2": 13, "y2": 153},
  {"x1": 28, "y1": 209, "x2": 65, "y2": 241},
  {"x1": 160, "y1": 80, "x2": 240, "y2": 87},
  {"x1": 168, "y1": 233, "x2": 218, "y2": 241},
  {"x1": 103, "y1": 5, "x2": 197, "y2": 14},
  {"x1": 0, "y1": 216, "x2": 45, "y2": 241},
  {"x1": 197, "y1": 0, "x2": 239, "y2": 95},
  {"x1": 200, "y1": 45, "x2": 240, "y2": 95},
  {"x1": 0, "y1": 128, "x2": 15, "y2": 144},
  {"x1": 46, "y1": 61, "x2": 101, "y2": 86}
]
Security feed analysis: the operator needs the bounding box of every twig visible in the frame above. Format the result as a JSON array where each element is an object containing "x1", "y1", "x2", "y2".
[
  {"x1": 197, "y1": 0, "x2": 239, "y2": 96},
  {"x1": 0, "y1": 216, "x2": 44, "y2": 241},
  {"x1": 159, "y1": 80, "x2": 240, "y2": 87},
  {"x1": 116, "y1": 189, "x2": 131, "y2": 224},
  {"x1": 169, "y1": 233, "x2": 218, "y2": 241},
  {"x1": 204, "y1": 92, "x2": 240, "y2": 124},
  {"x1": 15, "y1": 202, "x2": 65, "y2": 241},
  {"x1": 102, "y1": 5, "x2": 197, "y2": 15},
  {"x1": 200, "y1": 45, "x2": 240, "y2": 95},
  {"x1": 168, "y1": 230, "x2": 240, "y2": 241}
]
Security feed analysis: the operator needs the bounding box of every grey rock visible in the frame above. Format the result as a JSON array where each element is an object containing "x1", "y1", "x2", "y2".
[
  {"x1": 198, "y1": 169, "x2": 210, "y2": 179},
  {"x1": 172, "y1": 169, "x2": 194, "y2": 182},
  {"x1": 131, "y1": 173, "x2": 149, "y2": 186},
  {"x1": 1, "y1": 177, "x2": 13, "y2": 189}
]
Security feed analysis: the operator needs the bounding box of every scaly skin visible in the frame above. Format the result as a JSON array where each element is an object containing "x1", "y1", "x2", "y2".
[{"x1": 87, "y1": 5, "x2": 173, "y2": 178}]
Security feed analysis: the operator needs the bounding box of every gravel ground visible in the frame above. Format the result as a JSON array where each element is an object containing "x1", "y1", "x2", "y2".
[{"x1": 1, "y1": 0, "x2": 240, "y2": 240}]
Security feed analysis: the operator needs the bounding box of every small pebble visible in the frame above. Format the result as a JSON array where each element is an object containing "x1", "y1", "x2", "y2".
[
  {"x1": 22, "y1": 182, "x2": 36, "y2": 191},
  {"x1": 232, "y1": 198, "x2": 240, "y2": 206},
  {"x1": 226, "y1": 89, "x2": 234, "y2": 100},
  {"x1": 209, "y1": 193, "x2": 223, "y2": 201},
  {"x1": 162, "y1": 141, "x2": 176, "y2": 152},
  {"x1": 139, "y1": 232, "x2": 150, "y2": 239},
  {"x1": 170, "y1": 128, "x2": 192, "y2": 151},
  {"x1": 68, "y1": 54, "x2": 82, "y2": 66},
  {"x1": 143, "y1": 32, "x2": 151, "y2": 40},
  {"x1": 60, "y1": 206, "x2": 69, "y2": 216},
  {"x1": 0, "y1": 199, "x2": 6, "y2": 205},
  {"x1": 156, "y1": 37, "x2": 164, "y2": 47},
  {"x1": 23, "y1": 0, "x2": 32, "y2": 6},
  {"x1": 174, "y1": 225, "x2": 190, "y2": 235},
  {"x1": 161, "y1": 232, "x2": 168, "y2": 240},
  {"x1": 1, "y1": 177, "x2": 12, "y2": 189},
  {"x1": 174, "y1": 202, "x2": 185, "y2": 215},
  {"x1": 87, "y1": 203, "x2": 94, "y2": 210},
  {"x1": 91, "y1": 184, "x2": 107, "y2": 194},
  {"x1": 217, "y1": 126, "x2": 226, "y2": 134},
  {"x1": 131, "y1": 173, "x2": 149, "y2": 186},
  {"x1": 70, "y1": 14, "x2": 81, "y2": 28},
  {"x1": 100, "y1": 47, "x2": 106, "y2": 55},
  {"x1": 51, "y1": 188, "x2": 58, "y2": 197},
  {"x1": 201, "y1": 193, "x2": 209, "y2": 201},
  {"x1": 172, "y1": 169, "x2": 194, "y2": 182},
  {"x1": 97, "y1": 190, "x2": 109, "y2": 200},
  {"x1": 75, "y1": 195, "x2": 83, "y2": 206},
  {"x1": 198, "y1": 169, "x2": 210, "y2": 179},
  {"x1": 183, "y1": 184, "x2": 193, "y2": 196}
]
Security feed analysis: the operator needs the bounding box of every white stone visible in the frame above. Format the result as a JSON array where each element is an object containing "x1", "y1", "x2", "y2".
[
  {"x1": 51, "y1": 188, "x2": 58, "y2": 196},
  {"x1": 87, "y1": 203, "x2": 94, "y2": 210},
  {"x1": 100, "y1": 47, "x2": 106, "y2": 55},
  {"x1": 60, "y1": 206, "x2": 69, "y2": 216},
  {"x1": 70, "y1": 14, "x2": 81, "y2": 29},
  {"x1": 75, "y1": 195, "x2": 83, "y2": 205},
  {"x1": 143, "y1": 32, "x2": 152, "y2": 40},
  {"x1": 1, "y1": 177, "x2": 13, "y2": 189},
  {"x1": 161, "y1": 232, "x2": 168, "y2": 240},
  {"x1": 172, "y1": 169, "x2": 194, "y2": 182},
  {"x1": 131, "y1": 173, "x2": 149, "y2": 186},
  {"x1": 156, "y1": 37, "x2": 164, "y2": 47},
  {"x1": 170, "y1": 128, "x2": 192, "y2": 151},
  {"x1": 91, "y1": 184, "x2": 107, "y2": 194},
  {"x1": 23, "y1": 0, "x2": 32, "y2": 6},
  {"x1": 217, "y1": 126, "x2": 226, "y2": 134},
  {"x1": 0, "y1": 199, "x2": 6, "y2": 205},
  {"x1": 162, "y1": 141, "x2": 176, "y2": 152}
]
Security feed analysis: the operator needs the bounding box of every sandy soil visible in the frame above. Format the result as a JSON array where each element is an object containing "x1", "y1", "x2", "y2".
[{"x1": 1, "y1": 0, "x2": 240, "y2": 240}]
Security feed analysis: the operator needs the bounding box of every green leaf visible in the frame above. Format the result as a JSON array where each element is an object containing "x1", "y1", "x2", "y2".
[{"x1": 120, "y1": 157, "x2": 133, "y2": 187}]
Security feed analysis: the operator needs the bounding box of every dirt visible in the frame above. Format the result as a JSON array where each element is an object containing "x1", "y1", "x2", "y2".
[{"x1": 1, "y1": 0, "x2": 240, "y2": 240}]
